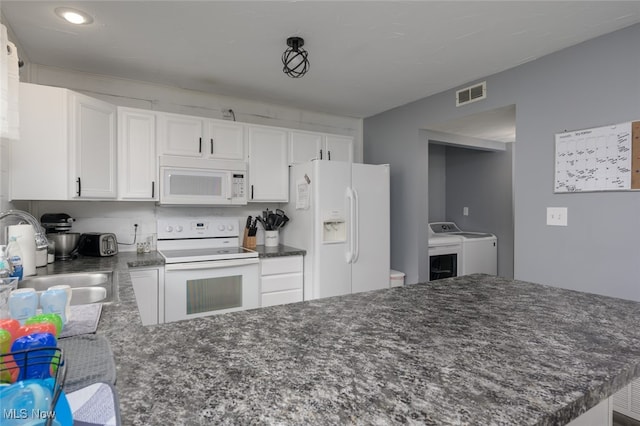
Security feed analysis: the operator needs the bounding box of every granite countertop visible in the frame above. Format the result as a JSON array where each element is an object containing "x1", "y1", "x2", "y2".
[
  {"x1": 251, "y1": 244, "x2": 306, "y2": 258},
  {"x1": 36, "y1": 256, "x2": 640, "y2": 425}
]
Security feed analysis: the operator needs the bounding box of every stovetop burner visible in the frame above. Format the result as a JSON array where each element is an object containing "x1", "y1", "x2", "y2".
[
  {"x1": 157, "y1": 217, "x2": 258, "y2": 264},
  {"x1": 160, "y1": 246, "x2": 257, "y2": 264}
]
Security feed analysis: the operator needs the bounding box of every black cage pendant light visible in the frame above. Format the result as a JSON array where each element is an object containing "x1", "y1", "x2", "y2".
[{"x1": 282, "y1": 36, "x2": 310, "y2": 78}]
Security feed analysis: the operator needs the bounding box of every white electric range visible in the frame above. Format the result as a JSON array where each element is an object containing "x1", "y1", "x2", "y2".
[{"x1": 157, "y1": 217, "x2": 259, "y2": 323}]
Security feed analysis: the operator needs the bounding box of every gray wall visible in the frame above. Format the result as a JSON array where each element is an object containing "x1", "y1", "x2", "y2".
[
  {"x1": 364, "y1": 24, "x2": 640, "y2": 300},
  {"x1": 445, "y1": 144, "x2": 514, "y2": 279},
  {"x1": 428, "y1": 144, "x2": 447, "y2": 222}
]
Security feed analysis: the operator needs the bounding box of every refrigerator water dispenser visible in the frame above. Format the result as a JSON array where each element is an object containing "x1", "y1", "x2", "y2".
[{"x1": 322, "y1": 219, "x2": 346, "y2": 243}]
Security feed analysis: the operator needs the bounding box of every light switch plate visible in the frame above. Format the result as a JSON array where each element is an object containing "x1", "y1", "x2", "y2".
[
  {"x1": 547, "y1": 207, "x2": 568, "y2": 226},
  {"x1": 463, "y1": 207, "x2": 469, "y2": 216}
]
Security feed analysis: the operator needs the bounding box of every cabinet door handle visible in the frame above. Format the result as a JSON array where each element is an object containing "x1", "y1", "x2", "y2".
[
  {"x1": 320, "y1": 149, "x2": 323, "y2": 160},
  {"x1": 210, "y1": 138, "x2": 214, "y2": 155},
  {"x1": 251, "y1": 185, "x2": 254, "y2": 200},
  {"x1": 76, "y1": 177, "x2": 81, "y2": 197},
  {"x1": 328, "y1": 150, "x2": 331, "y2": 161},
  {"x1": 151, "y1": 181, "x2": 155, "y2": 198},
  {"x1": 199, "y1": 137, "x2": 202, "y2": 153}
]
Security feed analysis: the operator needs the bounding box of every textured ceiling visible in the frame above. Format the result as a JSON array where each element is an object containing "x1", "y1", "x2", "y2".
[{"x1": 2, "y1": 1, "x2": 640, "y2": 121}]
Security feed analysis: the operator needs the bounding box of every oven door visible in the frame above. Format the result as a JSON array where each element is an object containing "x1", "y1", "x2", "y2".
[
  {"x1": 164, "y1": 258, "x2": 259, "y2": 323},
  {"x1": 429, "y1": 243, "x2": 461, "y2": 281}
]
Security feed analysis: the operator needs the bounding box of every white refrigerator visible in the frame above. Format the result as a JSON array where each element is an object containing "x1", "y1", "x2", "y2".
[{"x1": 284, "y1": 160, "x2": 390, "y2": 300}]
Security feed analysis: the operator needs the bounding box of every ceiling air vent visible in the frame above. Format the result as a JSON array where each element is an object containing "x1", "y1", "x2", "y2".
[{"x1": 456, "y1": 81, "x2": 486, "y2": 107}]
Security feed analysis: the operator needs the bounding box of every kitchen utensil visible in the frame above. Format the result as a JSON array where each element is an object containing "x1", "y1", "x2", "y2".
[
  {"x1": 242, "y1": 216, "x2": 252, "y2": 248},
  {"x1": 26, "y1": 314, "x2": 63, "y2": 337},
  {"x1": 0, "y1": 378, "x2": 72, "y2": 425},
  {"x1": 17, "y1": 322, "x2": 58, "y2": 339},
  {"x1": 278, "y1": 215, "x2": 290, "y2": 229},
  {"x1": 11, "y1": 332, "x2": 58, "y2": 380},
  {"x1": 46, "y1": 233, "x2": 80, "y2": 261},
  {"x1": 0, "y1": 278, "x2": 19, "y2": 320},
  {"x1": 0, "y1": 379, "x2": 53, "y2": 423},
  {"x1": 40, "y1": 288, "x2": 69, "y2": 324},
  {"x1": 8, "y1": 288, "x2": 37, "y2": 324}
]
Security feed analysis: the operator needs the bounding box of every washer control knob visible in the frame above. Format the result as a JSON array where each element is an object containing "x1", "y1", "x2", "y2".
[
  {"x1": 175, "y1": 225, "x2": 183, "y2": 232},
  {"x1": 165, "y1": 225, "x2": 173, "y2": 233},
  {"x1": 218, "y1": 224, "x2": 225, "y2": 231},
  {"x1": 227, "y1": 224, "x2": 234, "y2": 231}
]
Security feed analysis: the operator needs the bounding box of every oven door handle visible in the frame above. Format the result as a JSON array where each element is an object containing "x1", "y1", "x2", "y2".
[{"x1": 164, "y1": 258, "x2": 259, "y2": 271}]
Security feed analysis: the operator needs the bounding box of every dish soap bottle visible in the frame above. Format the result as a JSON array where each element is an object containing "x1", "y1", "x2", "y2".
[{"x1": 7, "y1": 236, "x2": 23, "y2": 281}]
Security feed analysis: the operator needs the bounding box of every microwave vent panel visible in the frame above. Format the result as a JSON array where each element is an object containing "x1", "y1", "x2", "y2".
[{"x1": 456, "y1": 81, "x2": 486, "y2": 107}]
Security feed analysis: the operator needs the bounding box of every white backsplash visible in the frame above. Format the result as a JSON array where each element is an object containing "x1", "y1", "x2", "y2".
[{"x1": 26, "y1": 201, "x2": 286, "y2": 250}]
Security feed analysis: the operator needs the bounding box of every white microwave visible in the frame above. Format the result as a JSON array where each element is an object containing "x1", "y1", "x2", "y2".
[{"x1": 159, "y1": 156, "x2": 247, "y2": 205}]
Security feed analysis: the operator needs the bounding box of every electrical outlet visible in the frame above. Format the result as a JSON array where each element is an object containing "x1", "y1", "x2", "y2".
[{"x1": 546, "y1": 207, "x2": 568, "y2": 226}]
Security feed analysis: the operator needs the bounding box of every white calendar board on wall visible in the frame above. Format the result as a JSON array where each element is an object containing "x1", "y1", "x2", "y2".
[{"x1": 554, "y1": 122, "x2": 632, "y2": 192}]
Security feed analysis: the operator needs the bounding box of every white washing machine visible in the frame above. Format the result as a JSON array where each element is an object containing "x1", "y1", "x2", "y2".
[
  {"x1": 429, "y1": 222, "x2": 497, "y2": 276},
  {"x1": 428, "y1": 224, "x2": 463, "y2": 281}
]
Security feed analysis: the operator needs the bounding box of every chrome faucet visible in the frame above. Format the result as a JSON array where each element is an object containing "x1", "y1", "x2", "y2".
[{"x1": 0, "y1": 209, "x2": 49, "y2": 249}]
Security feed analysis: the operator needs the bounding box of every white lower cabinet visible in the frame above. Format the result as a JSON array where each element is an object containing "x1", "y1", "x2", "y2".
[
  {"x1": 613, "y1": 377, "x2": 640, "y2": 421},
  {"x1": 566, "y1": 397, "x2": 612, "y2": 426},
  {"x1": 260, "y1": 256, "x2": 303, "y2": 307},
  {"x1": 129, "y1": 267, "x2": 165, "y2": 325}
]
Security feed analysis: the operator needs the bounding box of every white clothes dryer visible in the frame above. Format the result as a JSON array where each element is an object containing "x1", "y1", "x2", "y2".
[{"x1": 429, "y1": 222, "x2": 497, "y2": 276}]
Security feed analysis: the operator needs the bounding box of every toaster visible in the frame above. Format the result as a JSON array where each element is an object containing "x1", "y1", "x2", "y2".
[{"x1": 77, "y1": 233, "x2": 118, "y2": 257}]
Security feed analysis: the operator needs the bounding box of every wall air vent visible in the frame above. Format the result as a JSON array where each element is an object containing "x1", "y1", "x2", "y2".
[{"x1": 456, "y1": 81, "x2": 486, "y2": 107}]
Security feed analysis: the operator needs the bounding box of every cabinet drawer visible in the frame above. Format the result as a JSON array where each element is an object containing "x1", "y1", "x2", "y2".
[
  {"x1": 261, "y1": 289, "x2": 303, "y2": 307},
  {"x1": 261, "y1": 273, "x2": 302, "y2": 293},
  {"x1": 260, "y1": 256, "x2": 303, "y2": 275}
]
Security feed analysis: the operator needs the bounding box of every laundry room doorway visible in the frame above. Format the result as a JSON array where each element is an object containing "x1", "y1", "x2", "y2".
[{"x1": 425, "y1": 105, "x2": 515, "y2": 279}]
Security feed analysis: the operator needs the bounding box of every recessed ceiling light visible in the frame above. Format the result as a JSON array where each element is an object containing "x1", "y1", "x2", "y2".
[{"x1": 55, "y1": 7, "x2": 94, "y2": 25}]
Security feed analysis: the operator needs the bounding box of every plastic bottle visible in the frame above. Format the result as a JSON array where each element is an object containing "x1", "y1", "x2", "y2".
[
  {"x1": 6, "y1": 236, "x2": 23, "y2": 281},
  {"x1": 40, "y1": 288, "x2": 68, "y2": 324},
  {"x1": 0, "y1": 245, "x2": 11, "y2": 279}
]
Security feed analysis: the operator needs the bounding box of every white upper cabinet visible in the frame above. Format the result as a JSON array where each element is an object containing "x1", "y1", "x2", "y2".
[
  {"x1": 324, "y1": 134, "x2": 354, "y2": 163},
  {"x1": 158, "y1": 112, "x2": 244, "y2": 160},
  {"x1": 157, "y1": 112, "x2": 204, "y2": 157},
  {"x1": 289, "y1": 130, "x2": 354, "y2": 164},
  {"x1": 69, "y1": 92, "x2": 117, "y2": 198},
  {"x1": 289, "y1": 131, "x2": 323, "y2": 164},
  {"x1": 117, "y1": 107, "x2": 157, "y2": 200},
  {"x1": 247, "y1": 125, "x2": 288, "y2": 202},
  {"x1": 11, "y1": 83, "x2": 116, "y2": 200},
  {"x1": 207, "y1": 120, "x2": 245, "y2": 160}
]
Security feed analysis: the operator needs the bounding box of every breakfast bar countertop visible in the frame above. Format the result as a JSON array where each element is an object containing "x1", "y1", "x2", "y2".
[{"x1": 44, "y1": 254, "x2": 640, "y2": 425}]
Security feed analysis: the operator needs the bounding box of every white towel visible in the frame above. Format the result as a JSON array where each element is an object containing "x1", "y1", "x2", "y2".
[
  {"x1": 66, "y1": 382, "x2": 121, "y2": 426},
  {"x1": 0, "y1": 24, "x2": 20, "y2": 140}
]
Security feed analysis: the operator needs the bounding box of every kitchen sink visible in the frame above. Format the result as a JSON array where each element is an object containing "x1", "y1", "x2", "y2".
[{"x1": 18, "y1": 271, "x2": 115, "y2": 305}]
